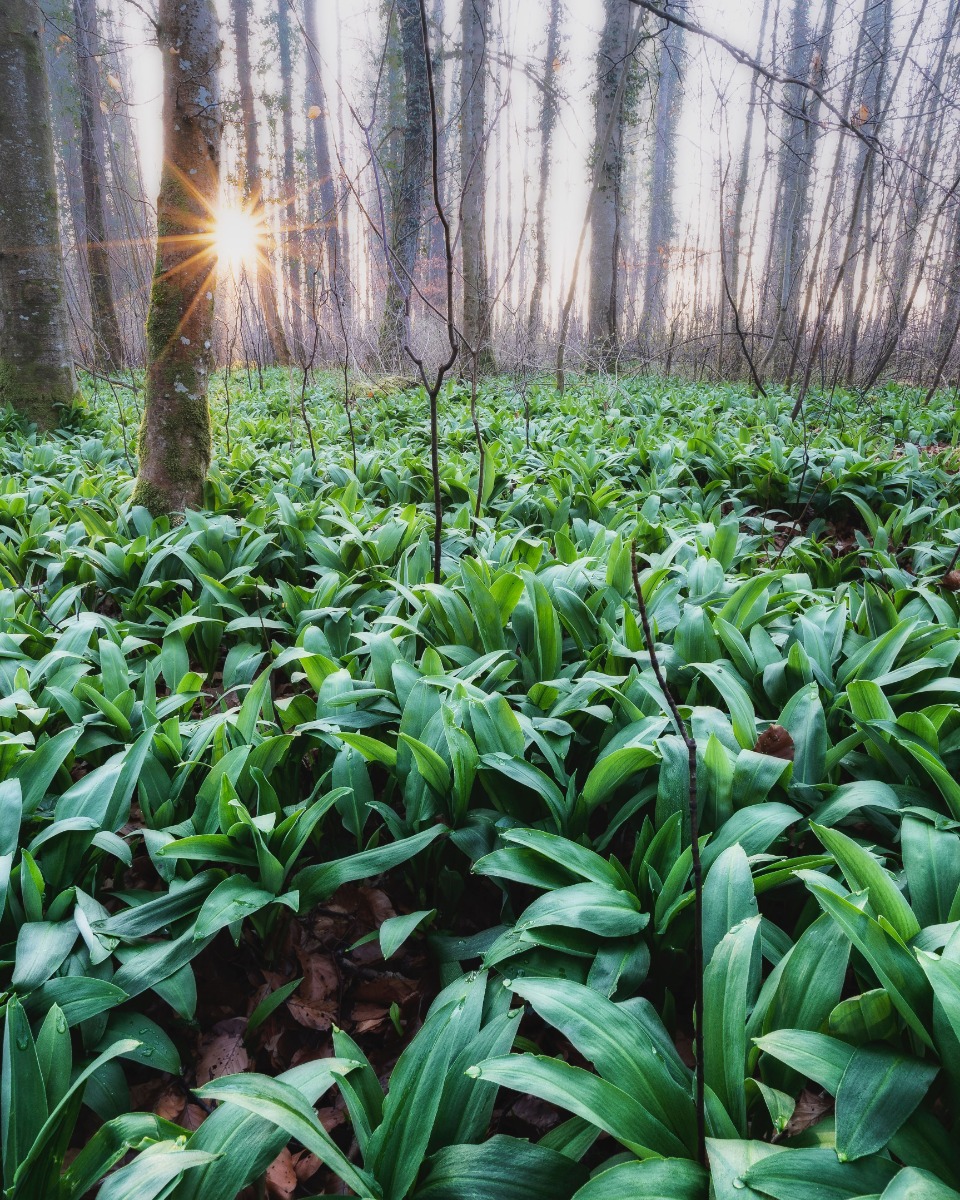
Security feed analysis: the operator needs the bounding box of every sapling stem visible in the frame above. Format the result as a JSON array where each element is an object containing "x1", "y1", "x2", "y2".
[{"x1": 630, "y1": 539, "x2": 705, "y2": 1167}]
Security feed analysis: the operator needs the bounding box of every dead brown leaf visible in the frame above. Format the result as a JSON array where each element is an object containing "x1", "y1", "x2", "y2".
[
  {"x1": 754, "y1": 724, "x2": 795, "y2": 761},
  {"x1": 195, "y1": 1017, "x2": 249, "y2": 1085},
  {"x1": 287, "y1": 948, "x2": 339, "y2": 1030},
  {"x1": 783, "y1": 1087, "x2": 833, "y2": 1137},
  {"x1": 266, "y1": 1148, "x2": 298, "y2": 1200},
  {"x1": 293, "y1": 1150, "x2": 323, "y2": 1184}
]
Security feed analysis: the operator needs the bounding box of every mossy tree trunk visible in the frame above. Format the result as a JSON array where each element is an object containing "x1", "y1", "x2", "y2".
[
  {"x1": 131, "y1": 0, "x2": 221, "y2": 517},
  {"x1": 232, "y1": 0, "x2": 290, "y2": 367},
  {"x1": 0, "y1": 0, "x2": 78, "y2": 428},
  {"x1": 379, "y1": 0, "x2": 429, "y2": 370},
  {"x1": 460, "y1": 0, "x2": 494, "y2": 371},
  {"x1": 72, "y1": 0, "x2": 124, "y2": 368}
]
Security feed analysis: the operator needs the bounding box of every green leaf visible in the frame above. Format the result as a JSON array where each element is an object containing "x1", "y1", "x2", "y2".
[
  {"x1": 811, "y1": 823, "x2": 920, "y2": 943},
  {"x1": 506, "y1": 977, "x2": 694, "y2": 1156},
  {"x1": 365, "y1": 1002, "x2": 465, "y2": 1200},
  {"x1": 571, "y1": 1159, "x2": 707, "y2": 1200},
  {"x1": 2, "y1": 995, "x2": 47, "y2": 1189},
  {"x1": 246, "y1": 977, "x2": 304, "y2": 1036},
  {"x1": 703, "y1": 915, "x2": 761, "y2": 1133},
  {"x1": 62, "y1": 1114, "x2": 188, "y2": 1199},
  {"x1": 468, "y1": 1054, "x2": 679, "y2": 1159},
  {"x1": 193, "y1": 875, "x2": 294, "y2": 940},
  {"x1": 414, "y1": 1135, "x2": 589, "y2": 1200},
  {"x1": 380, "y1": 909, "x2": 435, "y2": 959},
  {"x1": 901, "y1": 817, "x2": 960, "y2": 928},
  {"x1": 834, "y1": 1046, "x2": 938, "y2": 1161},
  {"x1": 880, "y1": 1168, "x2": 960, "y2": 1199},
  {"x1": 693, "y1": 662, "x2": 757, "y2": 747},
  {"x1": 95, "y1": 1143, "x2": 221, "y2": 1200},
  {"x1": 702, "y1": 845, "x2": 758, "y2": 966},
  {"x1": 514, "y1": 882, "x2": 648, "y2": 938},
  {"x1": 11, "y1": 920, "x2": 77, "y2": 990},
  {"x1": 195, "y1": 1071, "x2": 377, "y2": 1198},
  {"x1": 400, "y1": 733, "x2": 452, "y2": 796},
  {"x1": 804, "y1": 878, "x2": 934, "y2": 1047},
  {"x1": 742, "y1": 1146, "x2": 899, "y2": 1199},
  {"x1": 293, "y1": 825, "x2": 446, "y2": 909},
  {"x1": 754, "y1": 1029, "x2": 854, "y2": 1094},
  {"x1": 176, "y1": 1059, "x2": 354, "y2": 1200}
]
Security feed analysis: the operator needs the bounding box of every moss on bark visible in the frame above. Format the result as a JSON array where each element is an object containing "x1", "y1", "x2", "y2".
[{"x1": 132, "y1": 0, "x2": 221, "y2": 517}]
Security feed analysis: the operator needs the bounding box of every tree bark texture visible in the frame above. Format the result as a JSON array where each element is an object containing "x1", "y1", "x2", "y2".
[
  {"x1": 304, "y1": 0, "x2": 344, "y2": 307},
  {"x1": 527, "y1": 0, "x2": 561, "y2": 338},
  {"x1": 277, "y1": 0, "x2": 305, "y2": 356},
  {"x1": 232, "y1": 0, "x2": 290, "y2": 365},
  {"x1": 132, "y1": 0, "x2": 221, "y2": 516},
  {"x1": 0, "y1": 0, "x2": 77, "y2": 427},
  {"x1": 72, "y1": 0, "x2": 124, "y2": 367},
  {"x1": 460, "y1": 0, "x2": 494, "y2": 369},
  {"x1": 588, "y1": 0, "x2": 637, "y2": 365},
  {"x1": 640, "y1": 0, "x2": 684, "y2": 351},
  {"x1": 379, "y1": 0, "x2": 430, "y2": 369}
]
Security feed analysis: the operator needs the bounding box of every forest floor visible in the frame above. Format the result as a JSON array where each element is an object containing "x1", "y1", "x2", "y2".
[{"x1": 3, "y1": 372, "x2": 960, "y2": 1198}]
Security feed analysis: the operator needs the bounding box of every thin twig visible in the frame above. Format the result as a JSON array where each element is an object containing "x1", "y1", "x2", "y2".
[
  {"x1": 630, "y1": 540, "x2": 704, "y2": 1167},
  {"x1": 404, "y1": 0, "x2": 459, "y2": 583}
]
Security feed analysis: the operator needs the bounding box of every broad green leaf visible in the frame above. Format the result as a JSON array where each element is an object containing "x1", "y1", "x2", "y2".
[
  {"x1": 380, "y1": 909, "x2": 436, "y2": 959},
  {"x1": 468, "y1": 1054, "x2": 679, "y2": 1159},
  {"x1": 195, "y1": 1071, "x2": 377, "y2": 1197},
  {"x1": 834, "y1": 1046, "x2": 937, "y2": 1161},
  {"x1": 742, "y1": 1146, "x2": 899, "y2": 1199},
  {"x1": 811, "y1": 823, "x2": 920, "y2": 943},
  {"x1": 571, "y1": 1158, "x2": 707, "y2": 1200},
  {"x1": 293, "y1": 825, "x2": 446, "y2": 908},
  {"x1": 415, "y1": 1135, "x2": 589, "y2": 1200},
  {"x1": 703, "y1": 915, "x2": 761, "y2": 1133}
]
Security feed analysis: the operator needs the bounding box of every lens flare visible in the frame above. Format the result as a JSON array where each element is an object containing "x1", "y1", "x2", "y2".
[{"x1": 213, "y1": 205, "x2": 264, "y2": 271}]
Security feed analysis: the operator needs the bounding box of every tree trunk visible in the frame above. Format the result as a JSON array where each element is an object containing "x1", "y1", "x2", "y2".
[
  {"x1": 527, "y1": 0, "x2": 561, "y2": 339},
  {"x1": 760, "y1": 0, "x2": 837, "y2": 380},
  {"x1": 460, "y1": 0, "x2": 494, "y2": 369},
  {"x1": 0, "y1": 0, "x2": 77, "y2": 427},
  {"x1": 132, "y1": 0, "x2": 221, "y2": 516},
  {"x1": 72, "y1": 0, "x2": 124, "y2": 367},
  {"x1": 304, "y1": 0, "x2": 344, "y2": 310},
  {"x1": 379, "y1": 0, "x2": 429, "y2": 369},
  {"x1": 721, "y1": 0, "x2": 770, "y2": 378},
  {"x1": 231, "y1": 0, "x2": 290, "y2": 365},
  {"x1": 276, "y1": 0, "x2": 305, "y2": 357},
  {"x1": 587, "y1": 0, "x2": 637, "y2": 366},
  {"x1": 640, "y1": 0, "x2": 684, "y2": 353}
]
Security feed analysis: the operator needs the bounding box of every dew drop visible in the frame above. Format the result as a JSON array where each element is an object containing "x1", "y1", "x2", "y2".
[{"x1": 733, "y1": 1179, "x2": 746, "y2": 1190}]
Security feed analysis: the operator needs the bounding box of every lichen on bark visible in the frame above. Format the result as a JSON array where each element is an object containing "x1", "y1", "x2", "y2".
[{"x1": 132, "y1": 0, "x2": 222, "y2": 518}]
